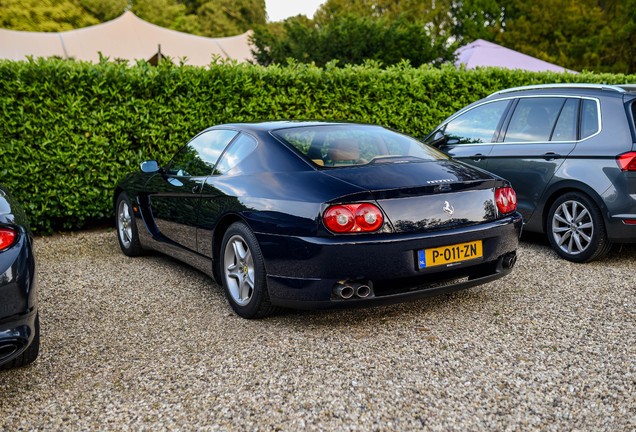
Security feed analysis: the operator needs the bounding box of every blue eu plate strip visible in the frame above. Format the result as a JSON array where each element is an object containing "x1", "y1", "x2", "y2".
[{"x1": 418, "y1": 250, "x2": 426, "y2": 268}]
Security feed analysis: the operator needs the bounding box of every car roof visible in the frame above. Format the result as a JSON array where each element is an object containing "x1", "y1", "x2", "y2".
[
  {"x1": 211, "y1": 120, "x2": 372, "y2": 133},
  {"x1": 487, "y1": 83, "x2": 636, "y2": 98}
]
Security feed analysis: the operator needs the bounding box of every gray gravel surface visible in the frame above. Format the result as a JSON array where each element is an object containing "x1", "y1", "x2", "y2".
[{"x1": 1, "y1": 231, "x2": 635, "y2": 431}]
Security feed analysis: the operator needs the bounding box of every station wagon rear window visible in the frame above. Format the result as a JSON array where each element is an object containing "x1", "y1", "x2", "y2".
[{"x1": 272, "y1": 125, "x2": 447, "y2": 168}]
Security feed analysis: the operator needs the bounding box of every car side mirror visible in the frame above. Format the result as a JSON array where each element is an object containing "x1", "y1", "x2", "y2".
[
  {"x1": 446, "y1": 137, "x2": 460, "y2": 145},
  {"x1": 140, "y1": 160, "x2": 161, "y2": 173},
  {"x1": 429, "y1": 131, "x2": 447, "y2": 148}
]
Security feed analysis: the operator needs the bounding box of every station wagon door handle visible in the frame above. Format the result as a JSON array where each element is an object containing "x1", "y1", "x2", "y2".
[
  {"x1": 471, "y1": 153, "x2": 486, "y2": 162},
  {"x1": 542, "y1": 152, "x2": 562, "y2": 161},
  {"x1": 192, "y1": 185, "x2": 200, "y2": 194}
]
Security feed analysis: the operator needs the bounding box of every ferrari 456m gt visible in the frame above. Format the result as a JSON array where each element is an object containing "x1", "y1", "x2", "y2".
[{"x1": 114, "y1": 121, "x2": 521, "y2": 318}]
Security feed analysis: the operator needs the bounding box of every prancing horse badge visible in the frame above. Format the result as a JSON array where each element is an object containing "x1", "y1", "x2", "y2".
[{"x1": 443, "y1": 201, "x2": 454, "y2": 216}]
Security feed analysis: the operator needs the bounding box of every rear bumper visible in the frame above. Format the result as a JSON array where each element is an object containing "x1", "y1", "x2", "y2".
[
  {"x1": 0, "y1": 229, "x2": 38, "y2": 365},
  {"x1": 607, "y1": 215, "x2": 636, "y2": 243},
  {"x1": 257, "y1": 213, "x2": 522, "y2": 309}
]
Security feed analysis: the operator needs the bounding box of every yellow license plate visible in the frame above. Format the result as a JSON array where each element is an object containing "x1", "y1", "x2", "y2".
[{"x1": 418, "y1": 240, "x2": 483, "y2": 268}]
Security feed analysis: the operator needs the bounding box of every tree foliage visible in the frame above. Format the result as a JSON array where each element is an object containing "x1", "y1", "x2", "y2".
[
  {"x1": 0, "y1": 0, "x2": 266, "y2": 37},
  {"x1": 251, "y1": 14, "x2": 457, "y2": 68},
  {"x1": 0, "y1": 0, "x2": 99, "y2": 32},
  {"x1": 312, "y1": 0, "x2": 636, "y2": 73},
  {"x1": 496, "y1": 0, "x2": 636, "y2": 73},
  {"x1": 132, "y1": 0, "x2": 266, "y2": 37}
]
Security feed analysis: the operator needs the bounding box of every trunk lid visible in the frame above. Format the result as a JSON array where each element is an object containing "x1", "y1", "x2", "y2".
[{"x1": 324, "y1": 161, "x2": 499, "y2": 233}]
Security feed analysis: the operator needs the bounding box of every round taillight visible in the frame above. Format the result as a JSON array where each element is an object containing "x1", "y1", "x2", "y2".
[
  {"x1": 355, "y1": 203, "x2": 383, "y2": 231},
  {"x1": 323, "y1": 206, "x2": 355, "y2": 233},
  {"x1": 0, "y1": 228, "x2": 17, "y2": 251},
  {"x1": 495, "y1": 187, "x2": 517, "y2": 214},
  {"x1": 323, "y1": 203, "x2": 384, "y2": 233}
]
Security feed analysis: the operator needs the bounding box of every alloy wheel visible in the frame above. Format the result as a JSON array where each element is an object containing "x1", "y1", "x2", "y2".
[
  {"x1": 551, "y1": 200, "x2": 594, "y2": 255},
  {"x1": 224, "y1": 235, "x2": 255, "y2": 306},
  {"x1": 117, "y1": 200, "x2": 133, "y2": 249}
]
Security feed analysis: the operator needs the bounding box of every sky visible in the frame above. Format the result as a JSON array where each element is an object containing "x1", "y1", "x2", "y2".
[{"x1": 264, "y1": 0, "x2": 326, "y2": 22}]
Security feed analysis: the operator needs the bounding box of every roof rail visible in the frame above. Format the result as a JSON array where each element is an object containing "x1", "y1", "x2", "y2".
[
  {"x1": 617, "y1": 84, "x2": 636, "y2": 93},
  {"x1": 488, "y1": 83, "x2": 628, "y2": 97}
]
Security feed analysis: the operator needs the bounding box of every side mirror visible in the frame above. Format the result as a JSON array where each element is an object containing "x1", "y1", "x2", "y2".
[
  {"x1": 140, "y1": 160, "x2": 161, "y2": 173},
  {"x1": 429, "y1": 130, "x2": 447, "y2": 148},
  {"x1": 446, "y1": 137, "x2": 460, "y2": 145}
]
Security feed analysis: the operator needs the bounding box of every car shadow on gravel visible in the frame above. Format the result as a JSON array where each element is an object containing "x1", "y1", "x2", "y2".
[{"x1": 520, "y1": 229, "x2": 636, "y2": 263}]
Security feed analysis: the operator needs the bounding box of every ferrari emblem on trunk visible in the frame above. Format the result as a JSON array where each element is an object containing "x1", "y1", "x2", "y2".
[{"x1": 443, "y1": 201, "x2": 454, "y2": 216}]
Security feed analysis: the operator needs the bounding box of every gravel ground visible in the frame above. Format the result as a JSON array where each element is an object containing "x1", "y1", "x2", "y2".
[{"x1": 0, "y1": 230, "x2": 635, "y2": 431}]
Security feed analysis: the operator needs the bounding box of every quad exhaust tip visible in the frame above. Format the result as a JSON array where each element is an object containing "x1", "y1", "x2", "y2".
[
  {"x1": 333, "y1": 283, "x2": 355, "y2": 299},
  {"x1": 352, "y1": 283, "x2": 371, "y2": 298},
  {"x1": 333, "y1": 281, "x2": 372, "y2": 299}
]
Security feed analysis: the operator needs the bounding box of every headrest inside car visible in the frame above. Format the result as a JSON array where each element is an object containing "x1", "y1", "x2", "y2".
[
  {"x1": 527, "y1": 107, "x2": 550, "y2": 128},
  {"x1": 328, "y1": 139, "x2": 360, "y2": 161}
]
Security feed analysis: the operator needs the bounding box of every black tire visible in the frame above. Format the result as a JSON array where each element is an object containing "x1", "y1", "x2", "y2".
[
  {"x1": 546, "y1": 192, "x2": 612, "y2": 263},
  {"x1": 220, "y1": 222, "x2": 281, "y2": 319},
  {"x1": 115, "y1": 192, "x2": 145, "y2": 257},
  {"x1": 0, "y1": 313, "x2": 39, "y2": 370}
]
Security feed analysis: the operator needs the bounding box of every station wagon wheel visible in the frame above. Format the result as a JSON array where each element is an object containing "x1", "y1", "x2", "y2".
[
  {"x1": 547, "y1": 192, "x2": 611, "y2": 263},
  {"x1": 220, "y1": 222, "x2": 281, "y2": 318},
  {"x1": 115, "y1": 192, "x2": 144, "y2": 257}
]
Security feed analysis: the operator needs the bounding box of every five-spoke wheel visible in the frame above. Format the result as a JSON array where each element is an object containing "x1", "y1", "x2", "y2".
[
  {"x1": 118, "y1": 199, "x2": 133, "y2": 249},
  {"x1": 220, "y1": 222, "x2": 280, "y2": 318},
  {"x1": 224, "y1": 235, "x2": 255, "y2": 306},
  {"x1": 115, "y1": 192, "x2": 144, "y2": 257},
  {"x1": 547, "y1": 192, "x2": 611, "y2": 263}
]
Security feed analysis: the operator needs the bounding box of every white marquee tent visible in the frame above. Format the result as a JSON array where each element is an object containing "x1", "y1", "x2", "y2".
[{"x1": 0, "y1": 11, "x2": 254, "y2": 65}]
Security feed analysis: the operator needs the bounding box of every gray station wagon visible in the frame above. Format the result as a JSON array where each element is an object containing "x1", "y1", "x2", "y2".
[{"x1": 424, "y1": 84, "x2": 636, "y2": 262}]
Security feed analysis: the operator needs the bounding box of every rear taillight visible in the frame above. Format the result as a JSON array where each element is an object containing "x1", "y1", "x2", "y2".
[
  {"x1": 323, "y1": 203, "x2": 384, "y2": 233},
  {"x1": 0, "y1": 228, "x2": 16, "y2": 251},
  {"x1": 495, "y1": 187, "x2": 517, "y2": 214},
  {"x1": 616, "y1": 152, "x2": 636, "y2": 171}
]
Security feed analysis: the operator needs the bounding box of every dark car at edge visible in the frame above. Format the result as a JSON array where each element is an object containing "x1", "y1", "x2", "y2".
[
  {"x1": 0, "y1": 183, "x2": 39, "y2": 369},
  {"x1": 114, "y1": 121, "x2": 522, "y2": 318},
  {"x1": 424, "y1": 84, "x2": 636, "y2": 262}
]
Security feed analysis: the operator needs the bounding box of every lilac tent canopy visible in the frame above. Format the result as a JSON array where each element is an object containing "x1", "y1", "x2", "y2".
[{"x1": 455, "y1": 39, "x2": 576, "y2": 73}]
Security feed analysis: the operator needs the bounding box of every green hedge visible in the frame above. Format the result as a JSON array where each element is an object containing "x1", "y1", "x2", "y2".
[{"x1": 1, "y1": 57, "x2": 635, "y2": 233}]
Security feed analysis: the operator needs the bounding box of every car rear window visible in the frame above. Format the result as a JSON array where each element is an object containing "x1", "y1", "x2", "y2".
[{"x1": 272, "y1": 125, "x2": 447, "y2": 168}]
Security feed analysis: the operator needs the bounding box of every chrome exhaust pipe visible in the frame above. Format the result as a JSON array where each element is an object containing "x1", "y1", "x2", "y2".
[
  {"x1": 353, "y1": 283, "x2": 371, "y2": 298},
  {"x1": 0, "y1": 343, "x2": 20, "y2": 362},
  {"x1": 333, "y1": 283, "x2": 354, "y2": 299},
  {"x1": 502, "y1": 253, "x2": 517, "y2": 269}
]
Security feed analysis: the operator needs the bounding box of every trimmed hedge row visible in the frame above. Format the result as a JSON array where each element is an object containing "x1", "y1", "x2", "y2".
[{"x1": 1, "y1": 57, "x2": 635, "y2": 233}]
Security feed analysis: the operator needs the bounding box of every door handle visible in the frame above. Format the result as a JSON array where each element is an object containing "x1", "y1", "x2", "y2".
[
  {"x1": 542, "y1": 152, "x2": 561, "y2": 161},
  {"x1": 471, "y1": 153, "x2": 486, "y2": 162},
  {"x1": 192, "y1": 185, "x2": 200, "y2": 194}
]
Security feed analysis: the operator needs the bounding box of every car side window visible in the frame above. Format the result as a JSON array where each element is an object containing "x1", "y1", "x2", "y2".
[
  {"x1": 214, "y1": 133, "x2": 258, "y2": 175},
  {"x1": 504, "y1": 97, "x2": 567, "y2": 142},
  {"x1": 443, "y1": 100, "x2": 509, "y2": 144},
  {"x1": 169, "y1": 130, "x2": 239, "y2": 176},
  {"x1": 580, "y1": 99, "x2": 600, "y2": 140},
  {"x1": 551, "y1": 98, "x2": 578, "y2": 141}
]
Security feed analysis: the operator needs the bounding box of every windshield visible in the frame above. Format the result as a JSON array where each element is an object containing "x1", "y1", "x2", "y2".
[{"x1": 272, "y1": 125, "x2": 447, "y2": 168}]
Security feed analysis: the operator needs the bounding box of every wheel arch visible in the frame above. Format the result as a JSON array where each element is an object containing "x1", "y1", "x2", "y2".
[
  {"x1": 211, "y1": 213, "x2": 251, "y2": 283},
  {"x1": 539, "y1": 180, "x2": 609, "y2": 234},
  {"x1": 113, "y1": 186, "x2": 124, "y2": 212}
]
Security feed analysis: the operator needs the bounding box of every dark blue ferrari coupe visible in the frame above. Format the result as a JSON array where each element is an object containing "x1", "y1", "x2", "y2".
[
  {"x1": 0, "y1": 184, "x2": 39, "y2": 369},
  {"x1": 114, "y1": 121, "x2": 522, "y2": 318}
]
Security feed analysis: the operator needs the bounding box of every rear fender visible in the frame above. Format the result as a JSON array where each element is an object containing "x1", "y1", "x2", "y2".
[{"x1": 531, "y1": 180, "x2": 609, "y2": 234}]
